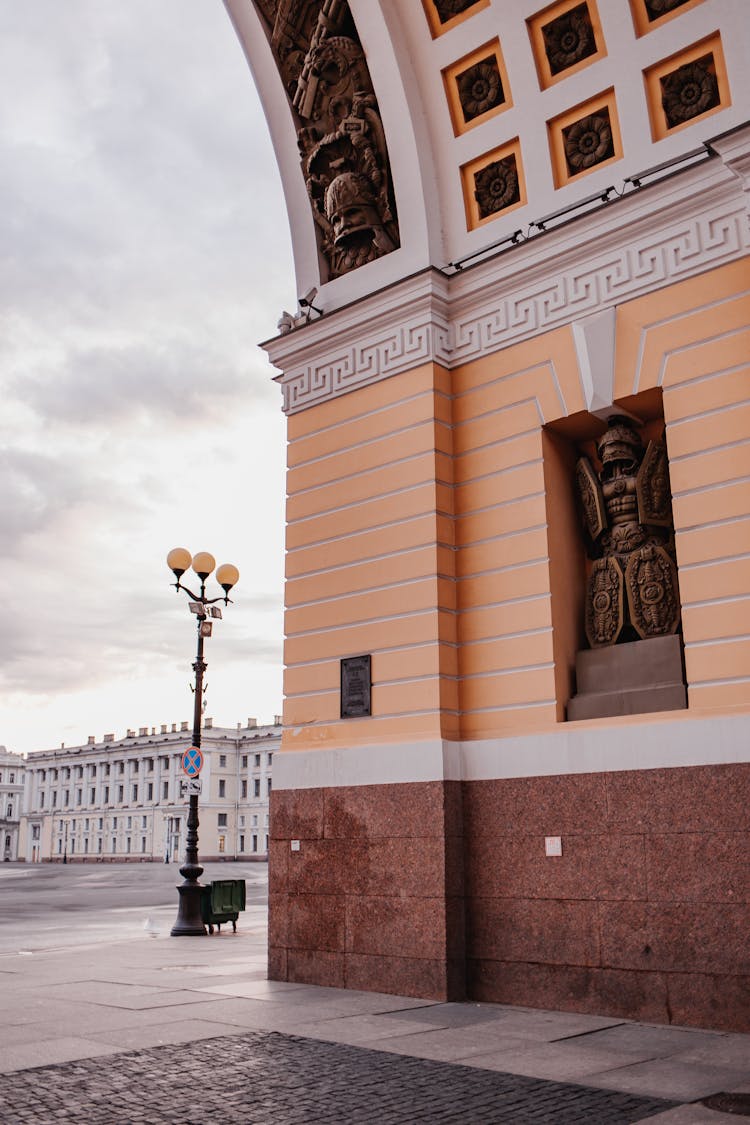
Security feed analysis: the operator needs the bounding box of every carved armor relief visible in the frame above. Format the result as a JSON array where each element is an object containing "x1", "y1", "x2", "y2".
[
  {"x1": 575, "y1": 416, "x2": 683, "y2": 649},
  {"x1": 253, "y1": 0, "x2": 399, "y2": 279}
]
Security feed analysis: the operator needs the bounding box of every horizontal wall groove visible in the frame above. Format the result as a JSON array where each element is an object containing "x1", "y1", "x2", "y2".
[
  {"x1": 690, "y1": 674, "x2": 750, "y2": 687},
  {"x1": 285, "y1": 607, "x2": 445, "y2": 640},
  {"x1": 680, "y1": 551, "x2": 750, "y2": 571},
  {"x1": 286, "y1": 478, "x2": 437, "y2": 526},
  {"x1": 460, "y1": 592, "x2": 551, "y2": 613},
  {"x1": 285, "y1": 511, "x2": 433, "y2": 553},
  {"x1": 459, "y1": 523, "x2": 549, "y2": 550},
  {"x1": 285, "y1": 573, "x2": 441, "y2": 612},
  {"x1": 286, "y1": 640, "x2": 458, "y2": 670},
  {"x1": 461, "y1": 661, "x2": 554, "y2": 681},
  {"x1": 453, "y1": 395, "x2": 540, "y2": 425},
  {"x1": 678, "y1": 513, "x2": 750, "y2": 535},
  {"x1": 673, "y1": 473, "x2": 750, "y2": 499},
  {"x1": 454, "y1": 424, "x2": 539, "y2": 457},
  {"x1": 663, "y1": 356, "x2": 749, "y2": 393},
  {"x1": 670, "y1": 435, "x2": 750, "y2": 464},
  {"x1": 287, "y1": 386, "x2": 441, "y2": 446},
  {"x1": 668, "y1": 398, "x2": 750, "y2": 428},
  {"x1": 455, "y1": 456, "x2": 543, "y2": 489},
  {"x1": 286, "y1": 542, "x2": 443, "y2": 581},
  {"x1": 461, "y1": 699, "x2": 555, "y2": 714},
  {"x1": 684, "y1": 593, "x2": 750, "y2": 610},
  {"x1": 288, "y1": 447, "x2": 439, "y2": 499},
  {"x1": 462, "y1": 626, "x2": 552, "y2": 647},
  {"x1": 455, "y1": 490, "x2": 546, "y2": 521},
  {"x1": 288, "y1": 416, "x2": 438, "y2": 471},
  {"x1": 457, "y1": 556, "x2": 549, "y2": 582},
  {"x1": 685, "y1": 633, "x2": 750, "y2": 649}
]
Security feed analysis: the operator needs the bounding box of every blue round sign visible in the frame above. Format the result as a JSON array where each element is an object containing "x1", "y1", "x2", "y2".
[{"x1": 181, "y1": 747, "x2": 203, "y2": 777}]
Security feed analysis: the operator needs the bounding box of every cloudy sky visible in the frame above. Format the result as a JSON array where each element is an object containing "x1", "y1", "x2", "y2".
[{"x1": 1, "y1": 1, "x2": 295, "y2": 754}]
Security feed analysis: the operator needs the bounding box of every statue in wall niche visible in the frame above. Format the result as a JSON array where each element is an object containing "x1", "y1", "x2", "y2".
[
  {"x1": 253, "y1": 0, "x2": 399, "y2": 279},
  {"x1": 575, "y1": 416, "x2": 681, "y2": 648}
]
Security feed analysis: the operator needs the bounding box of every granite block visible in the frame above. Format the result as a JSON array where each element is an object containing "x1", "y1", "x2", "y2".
[
  {"x1": 270, "y1": 787, "x2": 325, "y2": 840},
  {"x1": 599, "y1": 901, "x2": 750, "y2": 975},
  {"x1": 267, "y1": 945, "x2": 287, "y2": 982},
  {"x1": 466, "y1": 897, "x2": 600, "y2": 967},
  {"x1": 605, "y1": 764, "x2": 750, "y2": 832},
  {"x1": 468, "y1": 959, "x2": 670, "y2": 1025},
  {"x1": 286, "y1": 949, "x2": 345, "y2": 990},
  {"x1": 465, "y1": 832, "x2": 646, "y2": 901},
  {"x1": 345, "y1": 953, "x2": 451, "y2": 1000},
  {"x1": 463, "y1": 773, "x2": 607, "y2": 836},
  {"x1": 667, "y1": 972, "x2": 750, "y2": 1033},
  {"x1": 288, "y1": 893, "x2": 346, "y2": 953},
  {"x1": 324, "y1": 782, "x2": 446, "y2": 839},
  {"x1": 268, "y1": 893, "x2": 289, "y2": 948},
  {"x1": 268, "y1": 838, "x2": 289, "y2": 893},
  {"x1": 646, "y1": 831, "x2": 750, "y2": 903},
  {"x1": 345, "y1": 895, "x2": 447, "y2": 961}
]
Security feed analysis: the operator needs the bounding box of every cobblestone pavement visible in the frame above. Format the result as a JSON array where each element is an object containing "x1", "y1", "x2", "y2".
[{"x1": 1, "y1": 1030, "x2": 678, "y2": 1124}]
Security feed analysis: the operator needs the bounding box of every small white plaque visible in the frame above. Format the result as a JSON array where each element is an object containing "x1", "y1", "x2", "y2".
[
  {"x1": 186, "y1": 778, "x2": 202, "y2": 795},
  {"x1": 545, "y1": 836, "x2": 562, "y2": 857},
  {"x1": 290, "y1": 840, "x2": 301, "y2": 852}
]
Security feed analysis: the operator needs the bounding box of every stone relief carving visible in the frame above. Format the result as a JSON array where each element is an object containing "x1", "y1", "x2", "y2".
[
  {"x1": 576, "y1": 416, "x2": 681, "y2": 648},
  {"x1": 474, "y1": 156, "x2": 520, "y2": 219},
  {"x1": 541, "y1": 2, "x2": 596, "y2": 76},
  {"x1": 456, "y1": 55, "x2": 505, "y2": 123},
  {"x1": 660, "y1": 55, "x2": 719, "y2": 129},
  {"x1": 254, "y1": 0, "x2": 399, "y2": 279},
  {"x1": 644, "y1": 0, "x2": 693, "y2": 21},
  {"x1": 562, "y1": 110, "x2": 614, "y2": 176},
  {"x1": 433, "y1": 0, "x2": 482, "y2": 26}
]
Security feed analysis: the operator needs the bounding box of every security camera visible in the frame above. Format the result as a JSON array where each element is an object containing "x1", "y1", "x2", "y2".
[{"x1": 298, "y1": 286, "x2": 318, "y2": 308}]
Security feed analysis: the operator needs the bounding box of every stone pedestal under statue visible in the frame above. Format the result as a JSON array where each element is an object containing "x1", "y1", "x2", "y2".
[{"x1": 567, "y1": 634, "x2": 686, "y2": 721}]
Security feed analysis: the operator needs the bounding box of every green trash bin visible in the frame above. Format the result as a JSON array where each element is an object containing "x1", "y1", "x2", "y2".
[{"x1": 200, "y1": 878, "x2": 246, "y2": 934}]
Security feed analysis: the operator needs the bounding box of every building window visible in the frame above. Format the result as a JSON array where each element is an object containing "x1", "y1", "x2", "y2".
[
  {"x1": 97, "y1": 838, "x2": 103, "y2": 854},
  {"x1": 84, "y1": 838, "x2": 89, "y2": 854},
  {"x1": 252, "y1": 835, "x2": 258, "y2": 853},
  {"x1": 52, "y1": 792, "x2": 57, "y2": 807},
  {"x1": 267, "y1": 779, "x2": 272, "y2": 795},
  {"x1": 252, "y1": 814, "x2": 258, "y2": 827},
  {"x1": 9, "y1": 772, "x2": 15, "y2": 783},
  {"x1": 218, "y1": 835, "x2": 225, "y2": 853},
  {"x1": 142, "y1": 815, "x2": 147, "y2": 829},
  {"x1": 104, "y1": 786, "x2": 109, "y2": 804},
  {"x1": 126, "y1": 816, "x2": 132, "y2": 830},
  {"x1": 219, "y1": 754, "x2": 227, "y2": 768},
  {"x1": 264, "y1": 835, "x2": 269, "y2": 851},
  {"x1": 218, "y1": 813, "x2": 227, "y2": 828},
  {"x1": 117, "y1": 786, "x2": 124, "y2": 803},
  {"x1": 40, "y1": 793, "x2": 45, "y2": 808},
  {"x1": 84, "y1": 818, "x2": 90, "y2": 830},
  {"x1": 241, "y1": 755, "x2": 248, "y2": 768},
  {"x1": 141, "y1": 837, "x2": 146, "y2": 853},
  {"x1": 90, "y1": 765, "x2": 97, "y2": 777},
  {"x1": 113, "y1": 817, "x2": 118, "y2": 829},
  {"x1": 241, "y1": 780, "x2": 247, "y2": 798},
  {"x1": 118, "y1": 762, "x2": 125, "y2": 775},
  {"x1": 32, "y1": 825, "x2": 40, "y2": 840},
  {"x1": 70, "y1": 839, "x2": 75, "y2": 855},
  {"x1": 98, "y1": 818, "x2": 103, "y2": 830},
  {"x1": 126, "y1": 837, "x2": 131, "y2": 853},
  {"x1": 76, "y1": 766, "x2": 83, "y2": 779},
  {"x1": 219, "y1": 779, "x2": 226, "y2": 798},
  {"x1": 163, "y1": 781, "x2": 169, "y2": 800},
  {"x1": 112, "y1": 839, "x2": 117, "y2": 853},
  {"x1": 253, "y1": 779, "x2": 260, "y2": 797},
  {"x1": 254, "y1": 754, "x2": 260, "y2": 767},
  {"x1": 76, "y1": 789, "x2": 82, "y2": 805},
  {"x1": 63, "y1": 790, "x2": 70, "y2": 805},
  {"x1": 132, "y1": 784, "x2": 138, "y2": 802},
  {"x1": 89, "y1": 788, "x2": 95, "y2": 803},
  {"x1": 239, "y1": 835, "x2": 245, "y2": 852},
  {"x1": 147, "y1": 782, "x2": 153, "y2": 800},
  {"x1": 105, "y1": 764, "x2": 110, "y2": 777},
  {"x1": 58, "y1": 839, "x2": 62, "y2": 854}
]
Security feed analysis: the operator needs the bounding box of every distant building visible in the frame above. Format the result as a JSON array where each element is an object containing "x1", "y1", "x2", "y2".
[
  {"x1": 0, "y1": 747, "x2": 25, "y2": 861},
  {"x1": 18, "y1": 718, "x2": 281, "y2": 864}
]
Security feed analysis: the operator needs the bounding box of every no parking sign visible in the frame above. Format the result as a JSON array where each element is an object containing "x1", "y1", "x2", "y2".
[{"x1": 181, "y1": 747, "x2": 203, "y2": 777}]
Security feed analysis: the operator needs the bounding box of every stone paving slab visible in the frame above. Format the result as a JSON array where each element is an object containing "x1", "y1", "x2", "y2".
[{"x1": 0, "y1": 1030, "x2": 680, "y2": 1125}]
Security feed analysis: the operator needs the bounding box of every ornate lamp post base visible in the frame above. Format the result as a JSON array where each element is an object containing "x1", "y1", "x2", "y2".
[{"x1": 170, "y1": 881, "x2": 207, "y2": 936}]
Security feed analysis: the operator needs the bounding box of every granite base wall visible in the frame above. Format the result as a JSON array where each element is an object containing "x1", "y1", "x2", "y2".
[{"x1": 269, "y1": 763, "x2": 750, "y2": 1031}]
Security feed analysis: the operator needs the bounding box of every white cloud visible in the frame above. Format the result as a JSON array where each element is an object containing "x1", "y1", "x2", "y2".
[{"x1": 0, "y1": 0, "x2": 294, "y2": 752}]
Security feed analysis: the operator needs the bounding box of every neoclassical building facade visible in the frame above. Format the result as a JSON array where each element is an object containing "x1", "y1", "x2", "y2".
[
  {"x1": 226, "y1": 0, "x2": 750, "y2": 1031},
  {"x1": 20, "y1": 719, "x2": 280, "y2": 864}
]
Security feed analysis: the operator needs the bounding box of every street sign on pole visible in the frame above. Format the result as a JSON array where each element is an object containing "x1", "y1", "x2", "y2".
[
  {"x1": 186, "y1": 778, "x2": 202, "y2": 795},
  {"x1": 181, "y1": 747, "x2": 203, "y2": 777}
]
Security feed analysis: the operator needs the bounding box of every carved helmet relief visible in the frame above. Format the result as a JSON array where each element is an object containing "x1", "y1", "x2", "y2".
[{"x1": 254, "y1": 0, "x2": 399, "y2": 279}]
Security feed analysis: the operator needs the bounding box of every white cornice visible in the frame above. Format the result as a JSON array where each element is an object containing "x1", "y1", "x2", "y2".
[{"x1": 266, "y1": 128, "x2": 750, "y2": 415}]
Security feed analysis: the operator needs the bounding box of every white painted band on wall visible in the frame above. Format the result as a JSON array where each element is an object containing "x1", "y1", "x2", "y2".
[{"x1": 274, "y1": 712, "x2": 750, "y2": 791}]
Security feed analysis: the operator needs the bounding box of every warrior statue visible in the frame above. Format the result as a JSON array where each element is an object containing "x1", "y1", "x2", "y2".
[{"x1": 576, "y1": 416, "x2": 681, "y2": 648}]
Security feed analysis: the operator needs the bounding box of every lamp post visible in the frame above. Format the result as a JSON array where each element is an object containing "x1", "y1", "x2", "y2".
[{"x1": 166, "y1": 547, "x2": 239, "y2": 936}]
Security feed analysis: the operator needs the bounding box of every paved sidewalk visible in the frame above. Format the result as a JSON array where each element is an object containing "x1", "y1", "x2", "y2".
[{"x1": 1, "y1": 904, "x2": 748, "y2": 1123}]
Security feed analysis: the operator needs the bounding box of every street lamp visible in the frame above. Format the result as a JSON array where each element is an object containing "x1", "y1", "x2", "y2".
[{"x1": 166, "y1": 547, "x2": 239, "y2": 936}]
